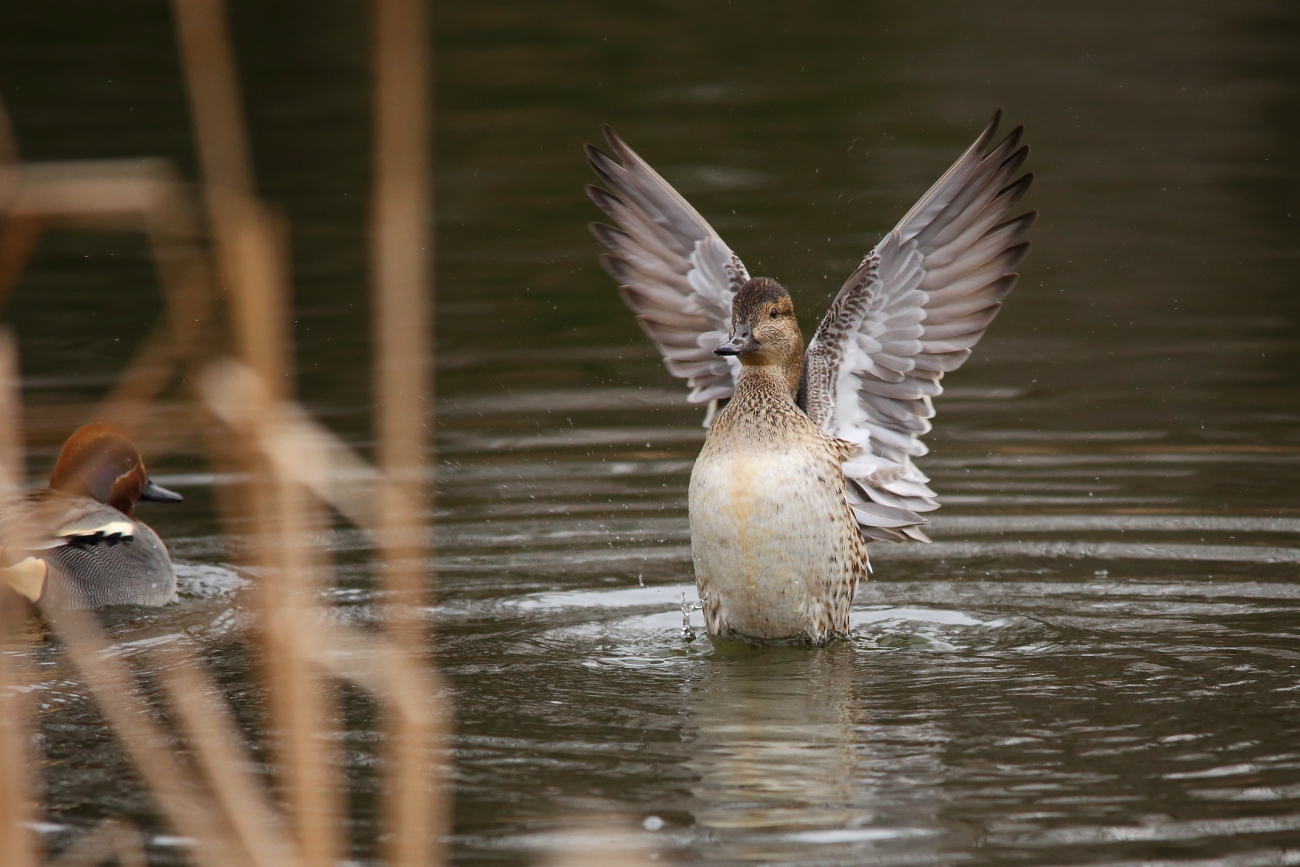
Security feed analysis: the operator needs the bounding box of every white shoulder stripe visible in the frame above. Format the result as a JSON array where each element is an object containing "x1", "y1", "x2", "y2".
[{"x1": 57, "y1": 519, "x2": 136, "y2": 540}]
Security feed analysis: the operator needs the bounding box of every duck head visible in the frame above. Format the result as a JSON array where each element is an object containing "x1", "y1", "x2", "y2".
[
  {"x1": 48, "y1": 423, "x2": 183, "y2": 517},
  {"x1": 715, "y1": 277, "x2": 804, "y2": 390}
]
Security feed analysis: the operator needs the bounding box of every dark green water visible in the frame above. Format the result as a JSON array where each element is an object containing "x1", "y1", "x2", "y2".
[{"x1": 4, "y1": 1, "x2": 1300, "y2": 864}]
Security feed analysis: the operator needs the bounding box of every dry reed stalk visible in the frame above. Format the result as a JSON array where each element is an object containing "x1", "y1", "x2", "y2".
[
  {"x1": 196, "y1": 361, "x2": 439, "y2": 709},
  {"x1": 373, "y1": 0, "x2": 433, "y2": 631},
  {"x1": 200, "y1": 360, "x2": 379, "y2": 532},
  {"x1": 171, "y1": 0, "x2": 345, "y2": 860},
  {"x1": 0, "y1": 100, "x2": 17, "y2": 164},
  {"x1": 156, "y1": 643, "x2": 297, "y2": 867},
  {"x1": 218, "y1": 195, "x2": 342, "y2": 867},
  {"x1": 171, "y1": 0, "x2": 256, "y2": 197},
  {"x1": 0, "y1": 216, "x2": 42, "y2": 312},
  {"x1": 0, "y1": 157, "x2": 223, "y2": 449},
  {"x1": 0, "y1": 649, "x2": 39, "y2": 867},
  {"x1": 198, "y1": 358, "x2": 450, "y2": 860},
  {"x1": 0, "y1": 329, "x2": 21, "y2": 501},
  {"x1": 214, "y1": 192, "x2": 293, "y2": 398},
  {"x1": 0, "y1": 101, "x2": 34, "y2": 311},
  {"x1": 262, "y1": 457, "x2": 341, "y2": 867},
  {"x1": 0, "y1": 329, "x2": 39, "y2": 867},
  {"x1": 105, "y1": 167, "x2": 221, "y2": 433},
  {"x1": 46, "y1": 605, "x2": 250, "y2": 867},
  {"x1": 372, "y1": 0, "x2": 447, "y2": 864}
]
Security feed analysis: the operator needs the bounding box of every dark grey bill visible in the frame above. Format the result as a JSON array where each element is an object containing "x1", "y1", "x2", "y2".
[
  {"x1": 715, "y1": 324, "x2": 757, "y2": 356},
  {"x1": 139, "y1": 478, "x2": 184, "y2": 503}
]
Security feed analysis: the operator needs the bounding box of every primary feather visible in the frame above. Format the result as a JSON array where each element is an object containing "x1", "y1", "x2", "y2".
[
  {"x1": 586, "y1": 127, "x2": 749, "y2": 415},
  {"x1": 802, "y1": 111, "x2": 1035, "y2": 541}
]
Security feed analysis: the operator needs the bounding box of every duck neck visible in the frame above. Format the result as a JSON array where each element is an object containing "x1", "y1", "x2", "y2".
[{"x1": 734, "y1": 354, "x2": 803, "y2": 405}]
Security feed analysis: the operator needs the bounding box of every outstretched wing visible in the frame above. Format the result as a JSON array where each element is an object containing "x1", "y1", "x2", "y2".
[
  {"x1": 586, "y1": 127, "x2": 749, "y2": 420},
  {"x1": 802, "y1": 111, "x2": 1036, "y2": 542}
]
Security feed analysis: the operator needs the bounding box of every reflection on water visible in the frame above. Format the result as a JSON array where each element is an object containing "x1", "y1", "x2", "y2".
[
  {"x1": 684, "y1": 645, "x2": 923, "y2": 864},
  {"x1": 2, "y1": 0, "x2": 1300, "y2": 864}
]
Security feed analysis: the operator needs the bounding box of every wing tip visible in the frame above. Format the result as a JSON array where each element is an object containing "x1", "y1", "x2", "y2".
[
  {"x1": 1004, "y1": 240, "x2": 1031, "y2": 267},
  {"x1": 977, "y1": 108, "x2": 1004, "y2": 151},
  {"x1": 902, "y1": 525, "x2": 932, "y2": 543},
  {"x1": 586, "y1": 183, "x2": 625, "y2": 216},
  {"x1": 995, "y1": 172, "x2": 1035, "y2": 206},
  {"x1": 995, "y1": 124, "x2": 1025, "y2": 153},
  {"x1": 588, "y1": 219, "x2": 625, "y2": 243},
  {"x1": 998, "y1": 143, "x2": 1030, "y2": 176},
  {"x1": 596, "y1": 251, "x2": 631, "y2": 282},
  {"x1": 601, "y1": 124, "x2": 634, "y2": 162},
  {"x1": 583, "y1": 141, "x2": 607, "y2": 170}
]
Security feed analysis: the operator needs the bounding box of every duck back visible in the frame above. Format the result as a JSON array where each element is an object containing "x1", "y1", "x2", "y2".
[{"x1": 41, "y1": 518, "x2": 176, "y2": 609}]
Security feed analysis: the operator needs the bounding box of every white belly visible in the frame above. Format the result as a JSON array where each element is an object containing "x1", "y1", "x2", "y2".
[{"x1": 688, "y1": 444, "x2": 859, "y2": 640}]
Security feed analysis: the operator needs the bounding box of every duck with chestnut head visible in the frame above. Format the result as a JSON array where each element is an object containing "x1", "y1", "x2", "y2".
[
  {"x1": 0, "y1": 422, "x2": 184, "y2": 609},
  {"x1": 587, "y1": 112, "x2": 1035, "y2": 644}
]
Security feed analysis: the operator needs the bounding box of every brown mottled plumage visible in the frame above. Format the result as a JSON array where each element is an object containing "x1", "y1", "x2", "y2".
[
  {"x1": 586, "y1": 114, "x2": 1035, "y2": 643},
  {"x1": 690, "y1": 280, "x2": 868, "y2": 643}
]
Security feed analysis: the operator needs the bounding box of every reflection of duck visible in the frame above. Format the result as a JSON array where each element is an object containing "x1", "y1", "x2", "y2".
[
  {"x1": 587, "y1": 113, "x2": 1034, "y2": 643},
  {"x1": 684, "y1": 644, "x2": 953, "y2": 863},
  {"x1": 684, "y1": 644, "x2": 865, "y2": 860},
  {"x1": 0, "y1": 423, "x2": 183, "y2": 608}
]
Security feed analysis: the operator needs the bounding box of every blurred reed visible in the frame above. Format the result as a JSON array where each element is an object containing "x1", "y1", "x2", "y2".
[
  {"x1": 0, "y1": 331, "x2": 39, "y2": 867},
  {"x1": 0, "y1": 0, "x2": 446, "y2": 865},
  {"x1": 372, "y1": 0, "x2": 445, "y2": 863}
]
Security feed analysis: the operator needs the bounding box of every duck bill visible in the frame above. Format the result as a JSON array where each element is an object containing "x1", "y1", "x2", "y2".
[
  {"x1": 139, "y1": 478, "x2": 184, "y2": 503},
  {"x1": 714, "y1": 325, "x2": 757, "y2": 356}
]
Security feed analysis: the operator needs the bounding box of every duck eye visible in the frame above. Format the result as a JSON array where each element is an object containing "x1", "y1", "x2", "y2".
[{"x1": 769, "y1": 307, "x2": 780, "y2": 318}]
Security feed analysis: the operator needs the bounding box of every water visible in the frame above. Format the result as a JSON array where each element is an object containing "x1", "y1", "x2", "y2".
[{"x1": 4, "y1": 0, "x2": 1300, "y2": 863}]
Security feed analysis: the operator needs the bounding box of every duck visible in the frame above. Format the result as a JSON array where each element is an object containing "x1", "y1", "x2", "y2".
[
  {"x1": 586, "y1": 111, "x2": 1035, "y2": 644},
  {"x1": 0, "y1": 422, "x2": 184, "y2": 609}
]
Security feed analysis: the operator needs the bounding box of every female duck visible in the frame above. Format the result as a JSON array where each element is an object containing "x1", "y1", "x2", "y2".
[
  {"x1": 0, "y1": 422, "x2": 184, "y2": 609},
  {"x1": 587, "y1": 112, "x2": 1035, "y2": 643}
]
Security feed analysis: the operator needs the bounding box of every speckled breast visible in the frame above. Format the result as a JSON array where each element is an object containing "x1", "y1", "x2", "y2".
[{"x1": 688, "y1": 437, "x2": 862, "y2": 641}]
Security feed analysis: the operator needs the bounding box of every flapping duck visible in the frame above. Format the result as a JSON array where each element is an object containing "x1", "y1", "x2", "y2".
[
  {"x1": 586, "y1": 111, "x2": 1034, "y2": 644},
  {"x1": 0, "y1": 422, "x2": 183, "y2": 609}
]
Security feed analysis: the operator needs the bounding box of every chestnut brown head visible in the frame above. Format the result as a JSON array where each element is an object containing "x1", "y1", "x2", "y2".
[{"x1": 48, "y1": 423, "x2": 183, "y2": 517}]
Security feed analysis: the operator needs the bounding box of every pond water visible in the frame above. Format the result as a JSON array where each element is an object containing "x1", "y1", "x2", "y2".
[{"x1": 3, "y1": 0, "x2": 1300, "y2": 864}]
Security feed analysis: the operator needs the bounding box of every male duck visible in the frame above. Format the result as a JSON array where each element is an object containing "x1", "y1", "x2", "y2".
[
  {"x1": 587, "y1": 112, "x2": 1035, "y2": 644},
  {"x1": 0, "y1": 422, "x2": 183, "y2": 609}
]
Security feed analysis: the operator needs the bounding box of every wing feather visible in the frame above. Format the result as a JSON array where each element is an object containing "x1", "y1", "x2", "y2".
[
  {"x1": 586, "y1": 128, "x2": 749, "y2": 416},
  {"x1": 803, "y1": 111, "x2": 1036, "y2": 541}
]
